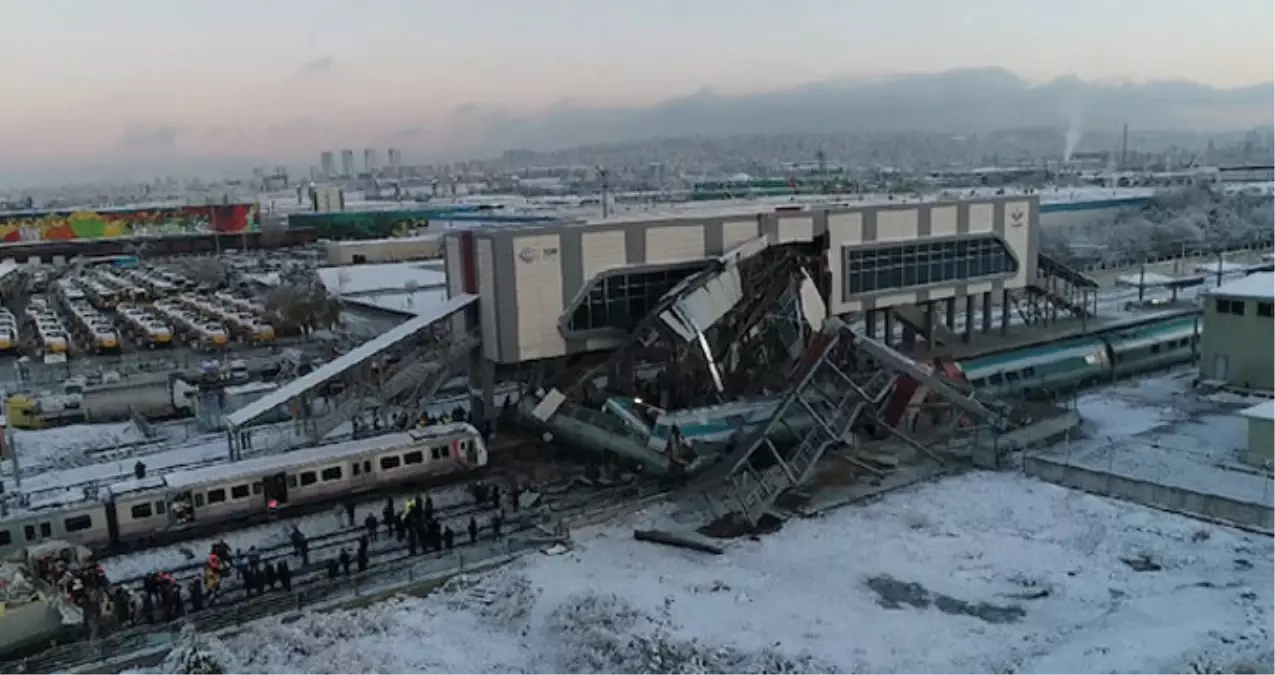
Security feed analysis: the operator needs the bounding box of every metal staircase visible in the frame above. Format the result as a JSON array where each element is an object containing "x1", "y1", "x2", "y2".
[
  {"x1": 694, "y1": 317, "x2": 1017, "y2": 526},
  {"x1": 713, "y1": 323, "x2": 899, "y2": 525}
]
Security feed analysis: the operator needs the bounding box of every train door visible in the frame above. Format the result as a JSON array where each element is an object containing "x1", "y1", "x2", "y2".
[
  {"x1": 169, "y1": 491, "x2": 196, "y2": 526},
  {"x1": 463, "y1": 439, "x2": 479, "y2": 466},
  {"x1": 264, "y1": 472, "x2": 289, "y2": 505},
  {"x1": 105, "y1": 501, "x2": 120, "y2": 545}
]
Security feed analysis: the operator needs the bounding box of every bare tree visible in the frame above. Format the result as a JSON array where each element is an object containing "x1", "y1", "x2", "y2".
[{"x1": 186, "y1": 258, "x2": 228, "y2": 288}]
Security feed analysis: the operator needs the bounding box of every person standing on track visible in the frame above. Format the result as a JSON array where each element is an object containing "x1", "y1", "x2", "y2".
[{"x1": 365, "y1": 512, "x2": 379, "y2": 541}]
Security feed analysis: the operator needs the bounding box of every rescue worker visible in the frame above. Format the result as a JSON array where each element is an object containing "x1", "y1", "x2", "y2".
[
  {"x1": 356, "y1": 545, "x2": 368, "y2": 573},
  {"x1": 424, "y1": 494, "x2": 434, "y2": 520},
  {"x1": 468, "y1": 516, "x2": 479, "y2": 544},
  {"x1": 443, "y1": 526, "x2": 455, "y2": 550},
  {"x1": 333, "y1": 503, "x2": 346, "y2": 528},
  {"x1": 428, "y1": 518, "x2": 442, "y2": 552},
  {"x1": 490, "y1": 484, "x2": 501, "y2": 511},
  {"x1": 326, "y1": 558, "x2": 340, "y2": 579},
  {"x1": 407, "y1": 523, "x2": 419, "y2": 556},
  {"x1": 277, "y1": 561, "x2": 292, "y2": 592},
  {"x1": 491, "y1": 512, "x2": 503, "y2": 538},
  {"x1": 345, "y1": 500, "x2": 356, "y2": 527},
  {"x1": 365, "y1": 513, "x2": 379, "y2": 541},
  {"x1": 267, "y1": 497, "x2": 280, "y2": 520},
  {"x1": 339, "y1": 548, "x2": 351, "y2": 576},
  {"x1": 189, "y1": 578, "x2": 204, "y2": 613},
  {"x1": 263, "y1": 561, "x2": 277, "y2": 590},
  {"x1": 134, "y1": 460, "x2": 146, "y2": 479},
  {"x1": 382, "y1": 500, "x2": 395, "y2": 538},
  {"x1": 509, "y1": 485, "x2": 521, "y2": 513},
  {"x1": 141, "y1": 589, "x2": 155, "y2": 624}
]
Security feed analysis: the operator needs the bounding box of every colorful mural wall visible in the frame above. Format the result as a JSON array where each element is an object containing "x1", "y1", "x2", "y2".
[
  {"x1": 288, "y1": 207, "x2": 559, "y2": 241},
  {"x1": 0, "y1": 204, "x2": 257, "y2": 244}
]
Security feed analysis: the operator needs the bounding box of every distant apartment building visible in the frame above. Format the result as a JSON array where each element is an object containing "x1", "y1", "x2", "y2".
[
  {"x1": 364, "y1": 148, "x2": 378, "y2": 175},
  {"x1": 320, "y1": 152, "x2": 335, "y2": 179},
  {"x1": 388, "y1": 148, "x2": 402, "y2": 174},
  {"x1": 341, "y1": 149, "x2": 356, "y2": 178}
]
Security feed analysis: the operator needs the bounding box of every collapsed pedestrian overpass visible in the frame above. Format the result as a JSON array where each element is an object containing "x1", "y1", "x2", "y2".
[{"x1": 222, "y1": 294, "x2": 480, "y2": 458}]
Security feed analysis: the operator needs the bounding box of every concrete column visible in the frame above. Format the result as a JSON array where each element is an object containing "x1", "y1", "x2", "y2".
[
  {"x1": 944, "y1": 297, "x2": 956, "y2": 330},
  {"x1": 1000, "y1": 289, "x2": 1011, "y2": 336},
  {"x1": 864, "y1": 310, "x2": 877, "y2": 339},
  {"x1": 982, "y1": 291, "x2": 993, "y2": 334},
  {"x1": 883, "y1": 311, "x2": 894, "y2": 347},
  {"x1": 963, "y1": 295, "x2": 975, "y2": 343},
  {"x1": 468, "y1": 349, "x2": 497, "y2": 423},
  {"x1": 924, "y1": 302, "x2": 936, "y2": 351}
]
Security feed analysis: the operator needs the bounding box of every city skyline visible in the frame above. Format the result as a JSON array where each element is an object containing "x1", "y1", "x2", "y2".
[{"x1": 1, "y1": 0, "x2": 1272, "y2": 178}]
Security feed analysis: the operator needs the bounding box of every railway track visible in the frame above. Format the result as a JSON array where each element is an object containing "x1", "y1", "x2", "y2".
[{"x1": 4, "y1": 480, "x2": 664, "y2": 675}]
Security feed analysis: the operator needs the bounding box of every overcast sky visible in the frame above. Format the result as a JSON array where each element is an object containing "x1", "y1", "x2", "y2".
[{"x1": 1, "y1": 0, "x2": 1272, "y2": 172}]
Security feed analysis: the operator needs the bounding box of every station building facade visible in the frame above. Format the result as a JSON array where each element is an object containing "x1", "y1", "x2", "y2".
[{"x1": 444, "y1": 196, "x2": 1040, "y2": 365}]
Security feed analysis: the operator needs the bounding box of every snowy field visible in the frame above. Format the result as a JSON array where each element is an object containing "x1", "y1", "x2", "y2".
[
  {"x1": 161, "y1": 472, "x2": 1273, "y2": 674},
  {"x1": 1049, "y1": 369, "x2": 1274, "y2": 508}
]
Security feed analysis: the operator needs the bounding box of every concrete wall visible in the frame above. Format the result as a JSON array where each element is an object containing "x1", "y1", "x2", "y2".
[
  {"x1": 1248, "y1": 416, "x2": 1274, "y2": 468},
  {"x1": 325, "y1": 237, "x2": 442, "y2": 265},
  {"x1": 1199, "y1": 294, "x2": 1275, "y2": 391},
  {"x1": 1023, "y1": 454, "x2": 1274, "y2": 533}
]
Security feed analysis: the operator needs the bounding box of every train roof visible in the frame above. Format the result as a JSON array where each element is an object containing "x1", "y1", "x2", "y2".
[{"x1": 159, "y1": 423, "x2": 477, "y2": 491}]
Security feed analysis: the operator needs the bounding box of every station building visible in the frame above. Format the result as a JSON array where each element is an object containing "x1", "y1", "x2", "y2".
[
  {"x1": 1199, "y1": 272, "x2": 1274, "y2": 392},
  {"x1": 442, "y1": 195, "x2": 1049, "y2": 366}
]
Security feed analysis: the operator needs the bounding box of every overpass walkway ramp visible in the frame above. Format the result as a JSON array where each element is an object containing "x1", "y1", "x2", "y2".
[
  {"x1": 683, "y1": 316, "x2": 1015, "y2": 526},
  {"x1": 224, "y1": 294, "x2": 479, "y2": 455}
]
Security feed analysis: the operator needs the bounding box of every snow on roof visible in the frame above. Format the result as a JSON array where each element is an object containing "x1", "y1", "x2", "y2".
[
  {"x1": 1239, "y1": 400, "x2": 1275, "y2": 422},
  {"x1": 0, "y1": 262, "x2": 19, "y2": 283},
  {"x1": 159, "y1": 423, "x2": 474, "y2": 491},
  {"x1": 1115, "y1": 272, "x2": 1206, "y2": 288},
  {"x1": 223, "y1": 293, "x2": 478, "y2": 428},
  {"x1": 2, "y1": 435, "x2": 228, "y2": 499},
  {"x1": 317, "y1": 262, "x2": 447, "y2": 296},
  {"x1": 1209, "y1": 272, "x2": 1274, "y2": 301},
  {"x1": 342, "y1": 289, "x2": 450, "y2": 317},
  {"x1": 1192, "y1": 261, "x2": 1250, "y2": 274}
]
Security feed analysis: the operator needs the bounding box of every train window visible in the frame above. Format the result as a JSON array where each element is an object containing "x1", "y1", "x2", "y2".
[
  {"x1": 64, "y1": 515, "x2": 92, "y2": 532},
  {"x1": 431, "y1": 446, "x2": 446, "y2": 460},
  {"x1": 321, "y1": 467, "x2": 343, "y2": 481},
  {"x1": 988, "y1": 373, "x2": 1004, "y2": 385},
  {"x1": 194, "y1": 493, "x2": 205, "y2": 507},
  {"x1": 231, "y1": 485, "x2": 250, "y2": 499},
  {"x1": 1259, "y1": 302, "x2": 1273, "y2": 318},
  {"x1": 300, "y1": 471, "x2": 318, "y2": 486},
  {"x1": 352, "y1": 462, "x2": 361, "y2": 476},
  {"x1": 252, "y1": 483, "x2": 263, "y2": 495},
  {"x1": 380, "y1": 456, "x2": 401, "y2": 470},
  {"x1": 1151, "y1": 344, "x2": 1161, "y2": 354},
  {"x1": 969, "y1": 378, "x2": 986, "y2": 388},
  {"x1": 131, "y1": 503, "x2": 153, "y2": 519},
  {"x1": 1021, "y1": 367, "x2": 1036, "y2": 379},
  {"x1": 155, "y1": 500, "x2": 166, "y2": 515},
  {"x1": 287, "y1": 475, "x2": 298, "y2": 488},
  {"x1": 403, "y1": 451, "x2": 423, "y2": 465},
  {"x1": 207, "y1": 489, "x2": 226, "y2": 504},
  {"x1": 1005, "y1": 371, "x2": 1021, "y2": 383},
  {"x1": 0, "y1": 530, "x2": 9, "y2": 547},
  {"x1": 364, "y1": 461, "x2": 371, "y2": 474},
  {"x1": 24, "y1": 525, "x2": 35, "y2": 541},
  {"x1": 40, "y1": 523, "x2": 51, "y2": 537}
]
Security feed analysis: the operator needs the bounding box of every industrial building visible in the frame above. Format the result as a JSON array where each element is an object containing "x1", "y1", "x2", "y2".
[
  {"x1": 1238, "y1": 400, "x2": 1274, "y2": 469},
  {"x1": 1199, "y1": 272, "x2": 1274, "y2": 392}
]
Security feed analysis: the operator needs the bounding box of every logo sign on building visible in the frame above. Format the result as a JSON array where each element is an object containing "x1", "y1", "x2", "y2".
[
  {"x1": 518, "y1": 247, "x2": 538, "y2": 264},
  {"x1": 1009, "y1": 209, "x2": 1026, "y2": 227}
]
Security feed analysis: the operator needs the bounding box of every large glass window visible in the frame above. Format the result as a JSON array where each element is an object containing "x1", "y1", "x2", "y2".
[
  {"x1": 843, "y1": 236, "x2": 1018, "y2": 296},
  {"x1": 566, "y1": 263, "x2": 709, "y2": 334}
]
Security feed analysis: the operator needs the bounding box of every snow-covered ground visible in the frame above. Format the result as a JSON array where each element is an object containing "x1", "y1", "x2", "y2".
[
  {"x1": 1048, "y1": 369, "x2": 1274, "y2": 508},
  {"x1": 161, "y1": 472, "x2": 1273, "y2": 674}
]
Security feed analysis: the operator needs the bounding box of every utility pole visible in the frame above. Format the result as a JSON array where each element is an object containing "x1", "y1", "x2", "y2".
[{"x1": 1120, "y1": 123, "x2": 1129, "y2": 172}]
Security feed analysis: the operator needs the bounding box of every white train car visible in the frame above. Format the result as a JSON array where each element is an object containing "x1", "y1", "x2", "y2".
[
  {"x1": 0, "y1": 423, "x2": 487, "y2": 558},
  {"x1": 62, "y1": 299, "x2": 120, "y2": 354},
  {"x1": 116, "y1": 303, "x2": 174, "y2": 348},
  {"x1": 0, "y1": 309, "x2": 18, "y2": 353}
]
